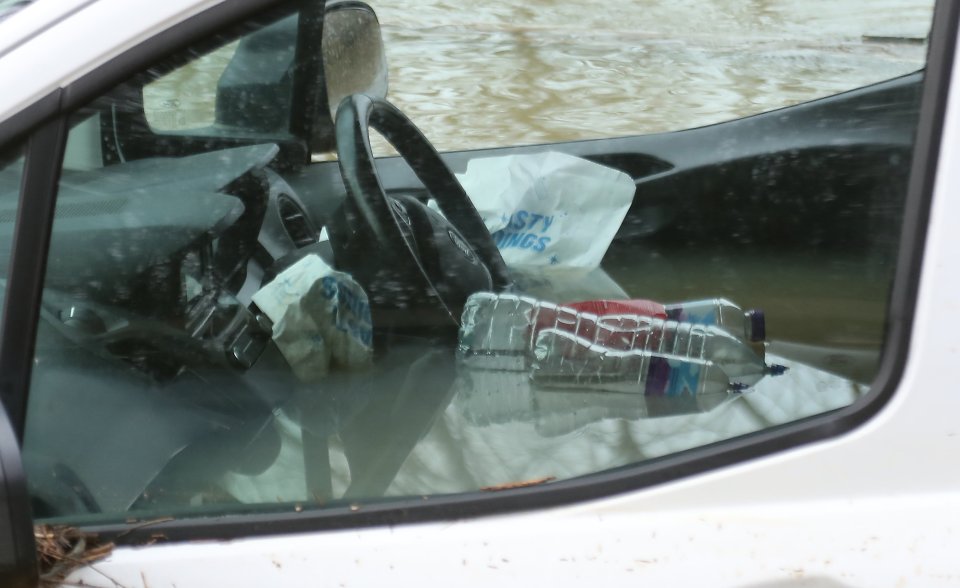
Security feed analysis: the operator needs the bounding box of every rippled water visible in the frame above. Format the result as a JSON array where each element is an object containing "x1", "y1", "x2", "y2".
[
  {"x1": 372, "y1": 0, "x2": 932, "y2": 151},
  {"x1": 146, "y1": 0, "x2": 933, "y2": 152}
]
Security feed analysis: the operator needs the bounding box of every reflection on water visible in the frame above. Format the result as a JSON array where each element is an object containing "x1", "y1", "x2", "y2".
[{"x1": 220, "y1": 340, "x2": 866, "y2": 502}]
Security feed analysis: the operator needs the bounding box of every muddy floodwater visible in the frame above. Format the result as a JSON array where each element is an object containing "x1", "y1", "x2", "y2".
[
  {"x1": 373, "y1": 0, "x2": 932, "y2": 150},
  {"x1": 147, "y1": 0, "x2": 932, "y2": 151}
]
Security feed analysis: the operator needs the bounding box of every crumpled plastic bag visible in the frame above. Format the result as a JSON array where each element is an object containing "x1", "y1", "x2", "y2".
[
  {"x1": 252, "y1": 254, "x2": 372, "y2": 382},
  {"x1": 455, "y1": 151, "x2": 635, "y2": 270}
]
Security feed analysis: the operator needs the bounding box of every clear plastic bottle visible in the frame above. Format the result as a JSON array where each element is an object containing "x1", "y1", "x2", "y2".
[
  {"x1": 530, "y1": 326, "x2": 742, "y2": 413},
  {"x1": 458, "y1": 293, "x2": 773, "y2": 389},
  {"x1": 457, "y1": 292, "x2": 661, "y2": 369},
  {"x1": 664, "y1": 298, "x2": 765, "y2": 344},
  {"x1": 458, "y1": 292, "x2": 539, "y2": 371}
]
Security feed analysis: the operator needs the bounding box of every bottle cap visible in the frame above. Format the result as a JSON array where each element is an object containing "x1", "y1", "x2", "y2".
[
  {"x1": 746, "y1": 309, "x2": 765, "y2": 342},
  {"x1": 767, "y1": 364, "x2": 788, "y2": 376}
]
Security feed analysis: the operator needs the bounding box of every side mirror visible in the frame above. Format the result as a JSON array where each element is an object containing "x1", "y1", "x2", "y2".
[
  {"x1": 322, "y1": 0, "x2": 389, "y2": 120},
  {"x1": 214, "y1": 0, "x2": 388, "y2": 154}
]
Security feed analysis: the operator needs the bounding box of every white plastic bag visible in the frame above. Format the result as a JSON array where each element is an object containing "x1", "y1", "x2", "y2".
[
  {"x1": 456, "y1": 151, "x2": 635, "y2": 270},
  {"x1": 252, "y1": 254, "x2": 372, "y2": 382}
]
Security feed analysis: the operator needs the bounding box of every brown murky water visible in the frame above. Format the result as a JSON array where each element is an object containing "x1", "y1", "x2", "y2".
[
  {"x1": 147, "y1": 0, "x2": 932, "y2": 151},
  {"x1": 373, "y1": 0, "x2": 931, "y2": 150}
]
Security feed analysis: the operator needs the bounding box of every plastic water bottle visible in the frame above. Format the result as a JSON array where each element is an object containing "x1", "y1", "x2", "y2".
[
  {"x1": 534, "y1": 331, "x2": 739, "y2": 418},
  {"x1": 531, "y1": 327, "x2": 735, "y2": 404},
  {"x1": 563, "y1": 298, "x2": 667, "y2": 320},
  {"x1": 555, "y1": 298, "x2": 765, "y2": 344},
  {"x1": 458, "y1": 292, "x2": 539, "y2": 371},
  {"x1": 664, "y1": 298, "x2": 765, "y2": 354},
  {"x1": 457, "y1": 293, "x2": 666, "y2": 368},
  {"x1": 458, "y1": 293, "x2": 775, "y2": 389},
  {"x1": 452, "y1": 348, "x2": 734, "y2": 432}
]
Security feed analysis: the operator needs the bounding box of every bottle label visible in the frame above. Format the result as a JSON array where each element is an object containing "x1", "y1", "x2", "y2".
[
  {"x1": 645, "y1": 356, "x2": 702, "y2": 397},
  {"x1": 644, "y1": 356, "x2": 708, "y2": 416},
  {"x1": 666, "y1": 306, "x2": 717, "y2": 326}
]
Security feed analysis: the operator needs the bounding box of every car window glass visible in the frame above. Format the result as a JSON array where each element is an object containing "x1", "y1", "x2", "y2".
[
  {"x1": 143, "y1": 41, "x2": 241, "y2": 132},
  {"x1": 21, "y1": 0, "x2": 935, "y2": 527}
]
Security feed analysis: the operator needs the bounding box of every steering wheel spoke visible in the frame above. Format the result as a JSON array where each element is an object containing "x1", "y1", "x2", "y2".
[{"x1": 328, "y1": 95, "x2": 511, "y2": 336}]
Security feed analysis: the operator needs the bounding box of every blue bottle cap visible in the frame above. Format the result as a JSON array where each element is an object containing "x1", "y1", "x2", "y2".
[
  {"x1": 746, "y1": 309, "x2": 765, "y2": 342},
  {"x1": 767, "y1": 364, "x2": 788, "y2": 376}
]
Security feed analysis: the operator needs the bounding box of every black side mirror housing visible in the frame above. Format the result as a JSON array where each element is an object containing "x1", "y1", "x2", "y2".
[
  {"x1": 215, "y1": 14, "x2": 299, "y2": 134},
  {"x1": 215, "y1": 0, "x2": 388, "y2": 153}
]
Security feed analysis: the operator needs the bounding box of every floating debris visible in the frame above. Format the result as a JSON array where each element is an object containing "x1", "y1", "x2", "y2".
[
  {"x1": 481, "y1": 476, "x2": 556, "y2": 491},
  {"x1": 862, "y1": 34, "x2": 926, "y2": 45},
  {"x1": 35, "y1": 524, "x2": 114, "y2": 587}
]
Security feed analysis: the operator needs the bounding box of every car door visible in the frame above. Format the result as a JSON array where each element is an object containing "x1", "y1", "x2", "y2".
[{"x1": 0, "y1": 0, "x2": 956, "y2": 585}]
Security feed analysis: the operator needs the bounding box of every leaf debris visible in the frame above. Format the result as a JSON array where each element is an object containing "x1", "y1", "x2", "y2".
[
  {"x1": 481, "y1": 476, "x2": 556, "y2": 491},
  {"x1": 35, "y1": 524, "x2": 114, "y2": 586}
]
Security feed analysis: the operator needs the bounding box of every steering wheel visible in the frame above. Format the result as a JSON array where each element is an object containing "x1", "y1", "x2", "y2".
[{"x1": 327, "y1": 94, "x2": 511, "y2": 330}]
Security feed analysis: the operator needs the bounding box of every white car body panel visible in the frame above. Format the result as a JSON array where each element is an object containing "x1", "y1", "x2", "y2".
[
  {"x1": 0, "y1": 0, "x2": 96, "y2": 58},
  {"x1": 67, "y1": 494, "x2": 960, "y2": 587},
  {"x1": 0, "y1": 0, "x2": 954, "y2": 586},
  {"x1": 0, "y1": 0, "x2": 219, "y2": 124}
]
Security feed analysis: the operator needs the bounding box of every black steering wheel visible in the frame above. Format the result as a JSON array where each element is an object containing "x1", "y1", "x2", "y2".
[{"x1": 327, "y1": 94, "x2": 511, "y2": 332}]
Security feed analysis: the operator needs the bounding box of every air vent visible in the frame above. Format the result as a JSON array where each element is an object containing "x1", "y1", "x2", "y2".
[{"x1": 277, "y1": 194, "x2": 318, "y2": 248}]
